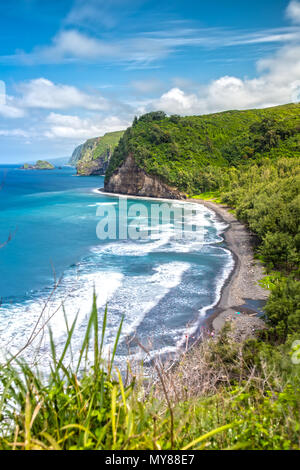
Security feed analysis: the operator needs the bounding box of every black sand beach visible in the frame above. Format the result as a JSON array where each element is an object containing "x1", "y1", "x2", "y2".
[{"x1": 190, "y1": 199, "x2": 268, "y2": 340}]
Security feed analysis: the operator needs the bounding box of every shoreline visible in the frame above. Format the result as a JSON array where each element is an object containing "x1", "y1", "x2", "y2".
[
  {"x1": 189, "y1": 198, "x2": 268, "y2": 339},
  {"x1": 97, "y1": 188, "x2": 269, "y2": 339}
]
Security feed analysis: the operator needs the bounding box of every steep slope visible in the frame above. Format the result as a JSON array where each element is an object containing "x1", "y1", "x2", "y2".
[
  {"x1": 69, "y1": 144, "x2": 84, "y2": 166},
  {"x1": 105, "y1": 154, "x2": 183, "y2": 198},
  {"x1": 69, "y1": 131, "x2": 125, "y2": 175},
  {"x1": 104, "y1": 104, "x2": 300, "y2": 196}
]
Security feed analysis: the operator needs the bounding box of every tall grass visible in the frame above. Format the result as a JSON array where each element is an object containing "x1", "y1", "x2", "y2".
[{"x1": 0, "y1": 295, "x2": 299, "y2": 450}]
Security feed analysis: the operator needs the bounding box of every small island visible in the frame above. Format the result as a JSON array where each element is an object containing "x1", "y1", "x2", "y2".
[{"x1": 20, "y1": 160, "x2": 55, "y2": 170}]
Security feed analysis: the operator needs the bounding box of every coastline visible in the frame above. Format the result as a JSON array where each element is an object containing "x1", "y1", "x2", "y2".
[
  {"x1": 98, "y1": 188, "x2": 269, "y2": 340},
  {"x1": 189, "y1": 198, "x2": 268, "y2": 339}
]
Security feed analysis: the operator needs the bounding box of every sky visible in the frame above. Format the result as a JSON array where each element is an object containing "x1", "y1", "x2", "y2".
[{"x1": 0, "y1": 0, "x2": 300, "y2": 162}]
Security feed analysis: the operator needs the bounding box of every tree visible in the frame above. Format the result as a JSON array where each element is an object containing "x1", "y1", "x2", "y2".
[
  {"x1": 264, "y1": 278, "x2": 300, "y2": 341},
  {"x1": 260, "y1": 232, "x2": 298, "y2": 269}
]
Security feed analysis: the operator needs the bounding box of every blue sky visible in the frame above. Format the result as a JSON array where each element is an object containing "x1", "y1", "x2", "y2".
[{"x1": 0, "y1": 0, "x2": 300, "y2": 162}]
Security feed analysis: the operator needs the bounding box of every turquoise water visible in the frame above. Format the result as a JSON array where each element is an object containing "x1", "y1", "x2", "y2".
[{"x1": 0, "y1": 165, "x2": 233, "y2": 367}]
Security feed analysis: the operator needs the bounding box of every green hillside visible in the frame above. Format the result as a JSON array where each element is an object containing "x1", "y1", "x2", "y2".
[
  {"x1": 69, "y1": 130, "x2": 125, "y2": 175},
  {"x1": 105, "y1": 104, "x2": 300, "y2": 193},
  {"x1": 90, "y1": 130, "x2": 125, "y2": 161},
  {"x1": 77, "y1": 131, "x2": 125, "y2": 175}
]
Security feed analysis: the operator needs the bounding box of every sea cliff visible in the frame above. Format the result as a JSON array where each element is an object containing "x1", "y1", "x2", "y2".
[
  {"x1": 69, "y1": 130, "x2": 125, "y2": 176},
  {"x1": 104, "y1": 153, "x2": 184, "y2": 199}
]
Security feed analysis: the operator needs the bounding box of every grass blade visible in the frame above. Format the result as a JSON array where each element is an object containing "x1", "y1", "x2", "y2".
[
  {"x1": 108, "y1": 315, "x2": 124, "y2": 377},
  {"x1": 181, "y1": 421, "x2": 241, "y2": 450}
]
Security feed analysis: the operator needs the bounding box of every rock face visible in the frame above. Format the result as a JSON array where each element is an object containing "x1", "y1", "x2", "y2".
[
  {"x1": 68, "y1": 131, "x2": 124, "y2": 176},
  {"x1": 76, "y1": 144, "x2": 112, "y2": 176},
  {"x1": 76, "y1": 138, "x2": 107, "y2": 176},
  {"x1": 69, "y1": 144, "x2": 84, "y2": 166},
  {"x1": 104, "y1": 154, "x2": 185, "y2": 199},
  {"x1": 77, "y1": 155, "x2": 111, "y2": 176}
]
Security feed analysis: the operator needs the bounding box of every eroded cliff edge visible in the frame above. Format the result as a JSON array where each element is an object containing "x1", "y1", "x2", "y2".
[{"x1": 104, "y1": 154, "x2": 184, "y2": 199}]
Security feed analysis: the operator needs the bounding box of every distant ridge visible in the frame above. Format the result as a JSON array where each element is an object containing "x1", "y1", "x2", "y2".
[{"x1": 68, "y1": 130, "x2": 125, "y2": 175}]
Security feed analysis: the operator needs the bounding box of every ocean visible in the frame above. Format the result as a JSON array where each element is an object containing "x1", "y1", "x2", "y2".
[{"x1": 0, "y1": 165, "x2": 234, "y2": 369}]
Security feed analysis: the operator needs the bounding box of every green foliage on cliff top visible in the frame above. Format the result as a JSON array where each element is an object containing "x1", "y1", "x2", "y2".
[
  {"x1": 1, "y1": 296, "x2": 299, "y2": 450},
  {"x1": 91, "y1": 131, "x2": 125, "y2": 161},
  {"x1": 105, "y1": 104, "x2": 300, "y2": 192},
  {"x1": 73, "y1": 130, "x2": 125, "y2": 167}
]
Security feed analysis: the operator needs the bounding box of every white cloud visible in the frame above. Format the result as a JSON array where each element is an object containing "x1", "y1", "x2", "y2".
[
  {"x1": 65, "y1": 0, "x2": 128, "y2": 29},
  {"x1": 0, "y1": 102, "x2": 25, "y2": 118},
  {"x1": 18, "y1": 78, "x2": 108, "y2": 110},
  {"x1": 286, "y1": 1, "x2": 300, "y2": 24},
  {"x1": 151, "y1": 42, "x2": 300, "y2": 115},
  {"x1": 3, "y1": 24, "x2": 300, "y2": 68},
  {"x1": 151, "y1": 88, "x2": 201, "y2": 115},
  {"x1": 46, "y1": 30, "x2": 120, "y2": 61},
  {"x1": 0, "y1": 129, "x2": 28, "y2": 137},
  {"x1": 10, "y1": 30, "x2": 121, "y2": 65},
  {"x1": 44, "y1": 112, "x2": 129, "y2": 140},
  {"x1": 0, "y1": 89, "x2": 24, "y2": 117},
  {"x1": 20, "y1": 28, "x2": 170, "y2": 66}
]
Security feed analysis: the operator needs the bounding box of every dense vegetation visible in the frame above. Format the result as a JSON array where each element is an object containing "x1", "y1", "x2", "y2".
[
  {"x1": 105, "y1": 104, "x2": 300, "y2": 193},
  {"x1": 204, "y1": 158, "x2": 300, "y2": 343}
]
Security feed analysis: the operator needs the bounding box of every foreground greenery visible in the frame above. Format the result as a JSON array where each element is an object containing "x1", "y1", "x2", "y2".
[{"x1": 0, "y1": 297, "x2": 299, "y2": 450}]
